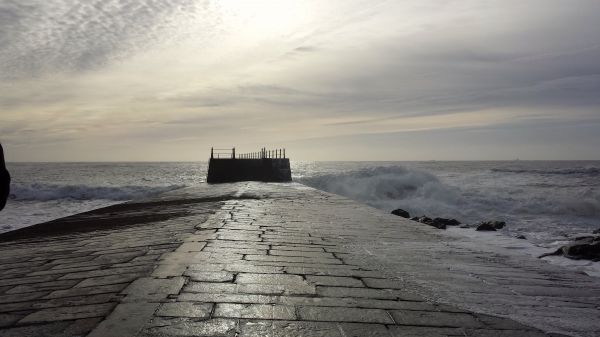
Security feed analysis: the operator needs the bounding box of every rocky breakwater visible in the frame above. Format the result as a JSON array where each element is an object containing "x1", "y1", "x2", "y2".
[
  {"x1": 390, "y1": 208, "x2": 501, "y2": 231},
  {"x1": 391, "y1": 208, "x2": 600, "y2": 263}
]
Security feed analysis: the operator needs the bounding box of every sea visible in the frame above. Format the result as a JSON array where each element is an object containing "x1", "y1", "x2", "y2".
[{"x1": 2, "y1": 161, "x2": 599, "y2": 273}]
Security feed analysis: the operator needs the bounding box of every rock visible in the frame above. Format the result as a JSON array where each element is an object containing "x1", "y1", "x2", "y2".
[
  {"x1": 539, "y1": 236, "x2": 600, "y2": 261},
  {"x1": 0, "y1": 144, "x2": 10, "y2": 212},
  {"x1": 476, "y1": 222, "x2": 496, "y2": 231},
  {"x1": 409, "y1": 215, "x2": 462, "y2": 230},
  {"x1": 391, "y1": 208, "x2": 410, "y2": 218},
  {"x1": 476, "y1": 221, "x2": 505, "y2": 231},
  {"x1": 410, "y1": 216, "x2": 445, "y2": 229},
  {"x1": 433, "y1": 218, "x2": 461, "y2": 227},
  {"x1": 516, "y1": 235, "x2": 527, "y2": 240},
  {"x1": 593, "y1": 228, "x2": 600, "y2": 234}
]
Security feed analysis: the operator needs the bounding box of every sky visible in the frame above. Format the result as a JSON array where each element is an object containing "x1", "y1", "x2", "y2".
[{"x1": 1, "y1": 0, "x2": 599, "y2": 161}]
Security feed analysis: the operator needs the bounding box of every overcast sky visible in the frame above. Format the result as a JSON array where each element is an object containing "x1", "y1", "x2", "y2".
[{"x1": 1, "y1": 0, "x2": 599, "y2": 161}]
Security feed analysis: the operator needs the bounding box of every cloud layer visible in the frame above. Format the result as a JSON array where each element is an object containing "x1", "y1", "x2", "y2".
[{"x1": 1, "y1": 0, "x2": 599, "y2": 160}]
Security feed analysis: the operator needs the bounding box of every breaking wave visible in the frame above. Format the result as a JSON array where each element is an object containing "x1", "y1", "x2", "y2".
[
  {"x1": 10, "y1": 183, "x2": 186, "y2": 201},
  {"x1": 298, "y1": 166, "x2": 600, "y2": 224}
]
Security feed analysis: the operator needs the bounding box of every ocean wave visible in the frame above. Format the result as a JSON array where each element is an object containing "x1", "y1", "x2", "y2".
[
  {"x1": 9, "y1": 183, "x2": 186, "y2": 201},
  {"x1": 297, "y1": 166, "x2": 468, "y2": 218},
  {"x1": 297, "y1": 166, "x2": 600, "y2": 222},
  {"x1": 491, "y1": 167, "x2": 600, "y2": 176}
]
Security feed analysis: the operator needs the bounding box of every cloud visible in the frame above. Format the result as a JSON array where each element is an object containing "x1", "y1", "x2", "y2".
[
  {"x1": 2, "y1": 0, "x2": 600, "y2": 160},
  {"x1": 0, "y1": 0, "x2": 208, "y2": 79}
]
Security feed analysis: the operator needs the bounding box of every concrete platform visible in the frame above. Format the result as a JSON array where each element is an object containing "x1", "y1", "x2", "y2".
[{"x1": 0, "y1": 182, "x2": 598, "y2": 336}]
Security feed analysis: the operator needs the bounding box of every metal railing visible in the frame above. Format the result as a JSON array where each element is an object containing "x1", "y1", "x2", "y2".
[{"x1": 211, "y1": 147, "x2": 286, "y2": 159}]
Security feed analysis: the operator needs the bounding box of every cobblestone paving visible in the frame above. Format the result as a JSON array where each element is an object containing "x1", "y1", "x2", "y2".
[
  {"x1": 1, "y1": 183, "x2": 599, "y2": 336},
  {"x1": 0, "y1": 192, "x2": 223, "y2": 337}
]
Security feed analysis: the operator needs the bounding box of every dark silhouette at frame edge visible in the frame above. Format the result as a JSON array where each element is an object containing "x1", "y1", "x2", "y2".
[
  {"x1": 207, "y1": 147, "x2": 292, "y2": 184},
  {"x1": 0, "y1": 143, "x2": 11, "y2": 211}
]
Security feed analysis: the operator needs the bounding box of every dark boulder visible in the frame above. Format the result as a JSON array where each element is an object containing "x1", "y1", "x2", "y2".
[
  {"x1": 539, "y1": 236, "x2": 600, "y2": 261},
  {"x1": 412, "y1": 216, "x2": 446, "y2": 229},
  {"x1": 516, "y1": 235, "x2": 527, "y2": 240},
  {"x1": 593, "y1": 228, "x2": 600, "y2": 234},
  {"x1": 391, "y1": 208, "x2": 410, "y2": 218},
  {"x1": 433, "y1": 218, "x2": 461, "y2": 227},
  {"x1": 476, "y1": 221, "x2": 506, "y2": 231}
]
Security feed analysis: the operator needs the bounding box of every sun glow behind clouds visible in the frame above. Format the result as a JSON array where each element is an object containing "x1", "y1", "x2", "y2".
[{"x1": 217, "y1": 0, "x2": 314, "y2": 39}]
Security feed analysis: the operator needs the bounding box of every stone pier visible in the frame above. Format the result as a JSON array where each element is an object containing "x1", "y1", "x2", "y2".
[{"x1": 0, "y1": 183, "x2": 598, "y2": 336}]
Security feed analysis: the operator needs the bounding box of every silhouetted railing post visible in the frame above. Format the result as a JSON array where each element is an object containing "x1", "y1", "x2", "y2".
[
  {"x1": 211, "y1": 147, "x2": 214, "y2": 159},
  {"x1": 232, "y1": 147, "x2": 235, "y2": 159}
]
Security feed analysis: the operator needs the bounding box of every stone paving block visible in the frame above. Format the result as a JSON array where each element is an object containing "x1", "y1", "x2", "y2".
[
  {"x1": 33, "y1": 293, "x2": 121, "y2": 310},
  {"x1": 176, "y1": 242, "x2": 207, "y2": 253},
  {"x1": 213, "y1": 303, "x2": 296, "y2": 320},
  {"x1": 74, "y1": 273, "x2": 142, "y2": 288},
  {"x1": 270, "y1": 245, "x2": 325, "y2": 252},
  {"x1": 121, "y1": 277, "x2": 185, "y2": 300},
  {"x1": 224, "y1": 264, "x2": 283, "y2": 274},
  {"x1": 245, "y1": 254, "x2": 343, "y2": 264},
  {"x1": 92, "y1": 251, "x2": 144, "y2": 264},
  {"x1": 297, "y1": 306, "x2": 394, "y2": 324},
  {"x1": 179, "y1": 292, "x2": 276, "y2": 304},
  {"x1": 238, "y1": 283, "x2": 316, "y2": 296},
  {"x1": 184, "y1": 282, "x2": 238, "y2": 293},
  {"x1": 204, "y1": 247, "x2": 266, "y2": 255},
  {"x1": 277, "y1": 295, "x2": 438, "y2": 311},
  {"x1": 0, "y1": 275, "x2": 57, "y2": 287},
  {"x1": 0, "y1": 291, "x2": 47, "y2": 304},
  {"x1": 317, "y1": 286, "x2": 398, "y2": 300},
  {"x1": 209, "y1": 242, "x2": 270, "y2": 250},
  {"x1": 58, "y1": 265, "x2": 153, "y2": 280},
  {"x1": 387, "y1": 325, "x2": 465, "y2": 336},
  {"x1": 284, "y1": 266, "x2": 384, "y2": 278},
  {"x1": 236, "y1": 273, "x2": 306, "y2": 285},
  {"x1": 238, "y1": 320, "x2": 344, "y2": 337},
  {"x1": 339, "y1": 322, "x2": 396, "y2": 337},
  {"x1": 269, "y1": 250, "x2": 336, "y2": 258},
  {"x1": 185, "y1": 271, "x2": 234, "y2": 282},
  {"x1": 0, "y1": 301, "x2": 38, "y2": 313},
  {"x1": 87, "y1": 302, "x2": 161, "y2": 337},
  {"x1": 48, "y1": 255, "x2": 97, "y2": 265},
  {"x1": 184, "y1": 281, "x2": 316, "y2": 296},
  {"x1": 44, "y1": 282, "x2": 129, "y2": 299},
  {"x1": 391, "y1": 310, "x2": 484, "y2": 328},
  {"x1": 188, "y1": 263, "x2": 227, "y2": 272},
  {"x1": 27, "y1": 265, "x2": 100, "y2": 276},
  {"x1": 306, "y1": 275, "x2": 364, "y2": 287},
  {"x1": 362, "y1": 277, "x2": 408, "y2": 290},
  {"x1": 0, "y1": 321, "x2": 73, "y2": 337},
  {"x1": 144, "y1": 318, "x2": 238, "y2": 337},
  {"x1": 19, "y1": 303, "x2": 116, "y2": 323},
  {"x1": 476, "y1": 314, "x2": 539, "y2": 331},
  {"x1": 157, "y1": 302, "x2": 213, "y2": 319},
  {"x1": 152, "y1": 263, "x2": 188, "y2": 278}
]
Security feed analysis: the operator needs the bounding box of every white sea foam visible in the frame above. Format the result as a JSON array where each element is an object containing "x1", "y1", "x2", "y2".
[{"x1": 10, "y1": 183, "x2": 186, "y2": 201}]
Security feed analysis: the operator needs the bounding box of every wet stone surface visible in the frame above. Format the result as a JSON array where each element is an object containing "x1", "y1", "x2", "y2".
[{"x1": 1, "y1": 183, "x2": 598, "y2": 336}]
